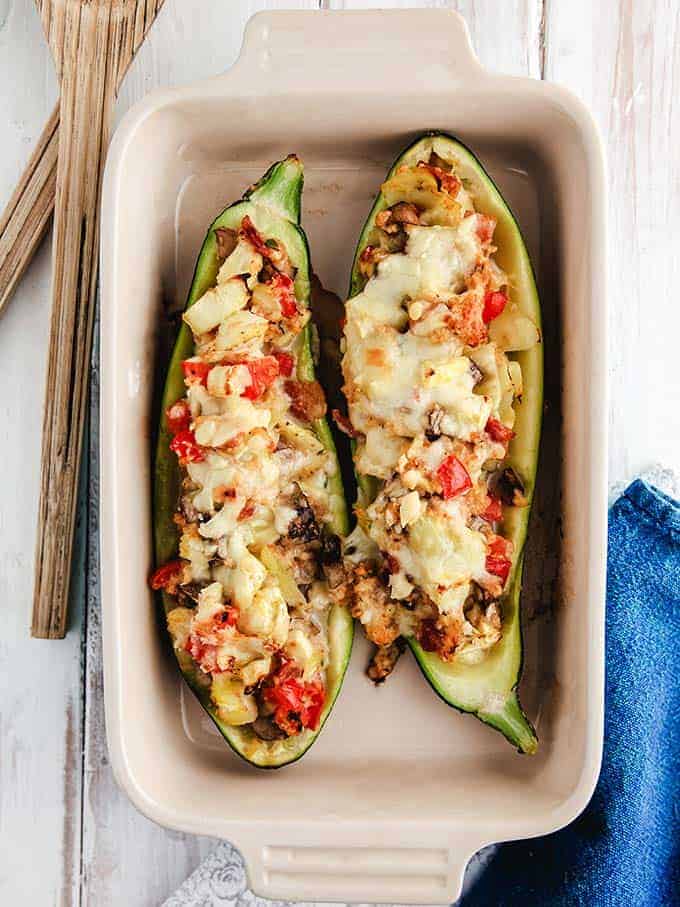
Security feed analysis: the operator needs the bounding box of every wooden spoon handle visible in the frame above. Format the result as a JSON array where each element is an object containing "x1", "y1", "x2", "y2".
[
  {"x1": 0, "y1": 105, "x2": 59, "y2": 315},
  {"x1": 32, "y1": 6, "x2": 118, "y2": 639}
]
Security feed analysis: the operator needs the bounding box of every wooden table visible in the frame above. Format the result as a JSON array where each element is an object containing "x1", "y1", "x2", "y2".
[{"x1": 1, "y1": 1, "x2": 678, "y2": 904}]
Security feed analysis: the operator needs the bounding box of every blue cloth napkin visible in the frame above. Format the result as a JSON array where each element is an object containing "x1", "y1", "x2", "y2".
[{"x1": 464, "y1": 480, "x2": 680, "y2": 907}]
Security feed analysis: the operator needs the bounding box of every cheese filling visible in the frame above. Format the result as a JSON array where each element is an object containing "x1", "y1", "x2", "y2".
[
  {"x1": 339, "y1": 151, "x2": 539, "y2": 671},
  {"x1": 156, "y1": 213, "x2": 342, "y2": 740}
]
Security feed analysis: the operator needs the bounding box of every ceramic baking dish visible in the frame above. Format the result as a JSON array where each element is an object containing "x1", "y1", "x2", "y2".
[{"x1": 100, "y1": 9, "x2": 607, "y2": 904}]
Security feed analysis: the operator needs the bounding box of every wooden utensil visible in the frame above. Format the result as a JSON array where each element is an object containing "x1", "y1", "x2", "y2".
[
  {"x1": 0, "y1": 1, "x2": 164, "y2": 317},
  {"x1": 32, "y1": 0, "x2": 162, "y2": 639}
]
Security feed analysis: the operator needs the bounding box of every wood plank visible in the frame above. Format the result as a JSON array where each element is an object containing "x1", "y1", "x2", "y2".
[
  {"x1": 80, "y1": 5, "x2": 322, "y2": 905},
  {"x1": 545, "y1": 0, "x2": 680, "y2": 488},
  {"x1": 326, "y1": 0, "x2": 543, "y2": 76},
  {"x1": 80, "y1": 332, "x2": 215, "y2": 905},
  {"x1": 0, "y1": 2, "x2": 85, "y2": 906}
]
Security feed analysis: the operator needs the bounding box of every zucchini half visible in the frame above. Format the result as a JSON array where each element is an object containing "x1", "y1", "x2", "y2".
[
  {"x1": 154, "y1": 157, "x2": 353, "y2": 768},
  {"x1": 347, "y1": 134, "x2": 542, "y2": 753}
]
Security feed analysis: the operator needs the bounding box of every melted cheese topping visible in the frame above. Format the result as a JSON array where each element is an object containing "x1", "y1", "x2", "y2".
[
  {"x1": 344, "y1": 226, "x2": 491, "y2": 442},
  {"x1": 342, "y1": 156, "x2": 536, "y2": 660}
]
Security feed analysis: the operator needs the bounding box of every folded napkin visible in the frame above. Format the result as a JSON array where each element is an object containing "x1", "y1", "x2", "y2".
[
  {"x1": 166, "y1": 479, "x2": 680, "y2": 907},
  {"x1": 465, "y1": 479, "x2": 680, "y2": 907}
]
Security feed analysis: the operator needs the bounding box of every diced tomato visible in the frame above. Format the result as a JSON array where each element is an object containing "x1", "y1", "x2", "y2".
[
  {"x1": 486, "y1": 554, "x2": 511, "y2": 584},
  {"x1": 239, "y1": 215, "x2": 271, "y2": 259},
  {"x1": 436, "y1": 455, "x2": 472, "y2": 499},
  {"x1": 169, "y1": 429, "x2": 205, "y2": 464},
  {"x1": 416, "y1": 161, "x2": 461, "y2": 195},
  {"x1": 265, "y1": 661, "x2": 326, "y2": 733},
  {"x1": 267, "y1": 272, "x2": 298, "y2": 318},
  {"x1": 272, "y1": 350, "x2": 295, "y2": 377},
  {"x1": 165, "y1": 399, "x2": 191, "y2": 434},
  {"x1": 331, "y1": 408, "x2": 356, "y2": 438},
  {"x1": 185, "y1": 637, "x2": 219, "y2": 673},
  {"x1": 485, "y1": 416, "x2": 515, "y2": 443},
  {"x1": 238, "y1": 502, "x2": 255, "y2": 521},
  {"x1": 481, "y1": 495, "x2": 504, "y2": 523},
  {"x1": 181, "y1": 359, "x2": 211, "y2": 386},
  {"x1": 241, "y1": 356, "x2": 280, "y2": 400},
  {"x1": 488, "y1": 534, "x2": 513, "y2": 559},
  {"x1": 482, "y1": 290, "x2": 508, "y2": 323},
  {"x1": 215, "y1": 606, "x2": 239, "y2": 628},
  {"x1": 185, "y1": 607, "x2": 241, "y2": 672},
  {"x1": 476, "y1": 214, "x2": 497, "y2": 244},
  {"x1": 439, "y1": 171, "x2": 461, "y2": 195},
  {"x1": 149, "y1": 559, "x2": 184, "y2": 592}
]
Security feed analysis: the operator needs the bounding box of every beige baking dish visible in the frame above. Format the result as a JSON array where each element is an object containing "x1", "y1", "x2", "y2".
[{"x1": 99, "y1": 9, "x2": 607, "y2": 904}]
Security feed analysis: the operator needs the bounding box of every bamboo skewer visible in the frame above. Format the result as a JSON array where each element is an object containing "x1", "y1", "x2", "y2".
[
  {"x1": 32, "y1": 0, "x2": 164, "y2": 639},
  {"x1": 0, "y1": 0, "x2": 164, "y2": 319},
  {"x1": 0, "y1": 107, "x2": 59, "y2": 314}
]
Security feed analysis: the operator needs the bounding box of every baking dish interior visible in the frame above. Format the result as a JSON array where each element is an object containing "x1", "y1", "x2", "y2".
[{"x1": 104, "y1": 82, "x2": 604, "y2": 839}]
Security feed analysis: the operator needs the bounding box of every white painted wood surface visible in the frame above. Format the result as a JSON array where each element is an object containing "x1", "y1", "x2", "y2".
[{"x1": 0, "y1": 0, "x2": 678, "y2": 904}]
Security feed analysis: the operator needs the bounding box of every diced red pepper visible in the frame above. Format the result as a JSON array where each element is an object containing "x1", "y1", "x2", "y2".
[
  {"x1": 267, "y1": 272, "x2": 298, "y2": 318},
  {"x1": 181, "y1": 359, "x2": 211, "y2": 386},
  {"x1": 488, "y1": 534, "x2": 513, "y2": 559},
  {"x1": 304, "y1": 686, "x2": 326, "y2": 731},
  {"x1": 482, "y1": 290, "x2": 508, "y2": 323},
  {"x1": 241, "y1": 356, "x2": 280, "y2": 401},
  {"x1": 215, "y1": 606, "x2": 239, "y2": 628},
  {"x1": 272, "y1": 350, "x2": 295, "y2": 377},
  {"x1": 185, "y1": 637, "x2": 219, "y2": 673},
  {"x1": 238, "y1": 502, "x2": 255, "y2": 521},
  {"x1": 169, "y1": 429, "x2": 205, "y2": 464},
  {"x1": 265, "y1": 661, "x2": 326, "y2": 734},
  {"x1": 485, "y1": 416, "x2": 515, "y2": 443},
  {"x1": 149, "y1": 559, "x2": 184, "y2": 592},
  {"x1": 165, "y1": 399, "x2": 192, "y2": 434},
  {"x1": 416, "y1": 161, "x2": 461, "y2": 195},
  {"x1": 481, "y1": 495, "x2": 503, "y2": 523},
  {"x1": 486, "y1": 554, "x2": 511, "y2": 584},
  {"x1": 436, "y1": 455, "x2": 472, "y2": 499},
  {"x1": 239, "y1": 215, "x2": 271, "y2": 259},
  {"x1": 331, "y1": 408, "x2": 356, "y2": 438},
  {"x1": 476, "y1": 214, "x2": 497, "y2": 244}
]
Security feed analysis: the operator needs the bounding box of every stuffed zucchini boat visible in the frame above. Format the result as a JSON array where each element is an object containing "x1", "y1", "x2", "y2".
[
  {"x1": 152, "y1": 157, "x2": 352, "y2": 768},
  {"x1": 335, "y1": 134, "x2": 542, "y2": 753}
]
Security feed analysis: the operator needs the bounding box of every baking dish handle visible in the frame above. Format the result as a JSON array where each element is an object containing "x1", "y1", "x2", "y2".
[
  {"x1": 238, "y1": 833, "x2": 486, "y2": 905},
  {"x1": 227, "y1": 9, "x2": 486, "y2": 92}
]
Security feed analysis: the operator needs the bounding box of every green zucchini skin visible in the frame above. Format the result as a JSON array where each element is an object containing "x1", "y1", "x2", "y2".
[
  {"x1": 348, "y1": 134, "x2": 542, "y2": 754},
  {"x1": 154, "y1": 156, "x2": 353, "y2": 769}
]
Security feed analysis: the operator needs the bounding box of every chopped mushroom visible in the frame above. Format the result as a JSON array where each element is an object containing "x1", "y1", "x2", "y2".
[
  {"x1": 214, "y1": 227, "x2": 237, "y2": 261},
  {"x1": 367, "y1": 638, "x2": 407, "y2": 684},
  {"x1": 425, "y1": 405, "x2": 444, "y2": 441},
  {"x1": 288, "y1": 502, "x2": 321, "y2": 543},
  {"x1": 285, "y1": 380, "x2": 327, "y2": 421},
  {"x1": 494, "y1": 467, "x2": 528, "y2": 507},
  {"x1": 252, "y1": 716, "x2": 286, "y2": 741}
]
